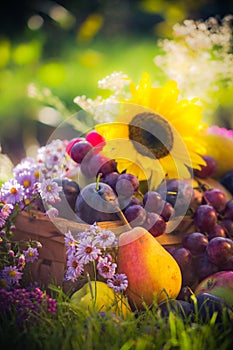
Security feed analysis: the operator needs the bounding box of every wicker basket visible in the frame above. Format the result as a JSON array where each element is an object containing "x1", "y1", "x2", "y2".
[{"x1": 13, "y1": 210, "x2": 195, "y2": 291}]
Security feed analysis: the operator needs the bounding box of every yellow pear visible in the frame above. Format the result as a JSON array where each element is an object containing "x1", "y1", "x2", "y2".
[
  {"x1": 117, "y1": 227, "x2": 182, "y2": 309},
  {"x1": 70, "y1": 281, "x2": 131, "y2": 317}
]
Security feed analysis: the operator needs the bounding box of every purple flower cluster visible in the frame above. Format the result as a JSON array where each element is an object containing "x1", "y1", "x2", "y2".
[
  {"x1": 0, "y1": 287, "x2": 57, "y2": 325},
  {"x1": 1, "y1": 159, "x2": 62, "y2": 211},
  {"x1": 37, "y1": 139, "x2": 75, "y2": 179},
  {"x1": 0, "y1": 139, "x2": 77, "y2": 323},
  {"x1": 64, "y1": 224, "x2": 128, "y2": 293},
  {"x1": 0, "y1": 139, "x2": 76, "y2": 288},
  {"x1": 0, "y1": 245, "x2": 41, "y2": 288},
  {"x1": 0, "y1": 139, "x2": 76, "y2": 222}
]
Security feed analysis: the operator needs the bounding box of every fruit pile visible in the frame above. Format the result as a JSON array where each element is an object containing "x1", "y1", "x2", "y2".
[
  {"x1": 58, "y1": 131, "x2": 233, "y2": 315},
  {"x1": 163, "y1": 177, "x2": 233, "y2": 291},
  {"x1": 66, "y1": 131, "x2": 174, "y2": 233}
]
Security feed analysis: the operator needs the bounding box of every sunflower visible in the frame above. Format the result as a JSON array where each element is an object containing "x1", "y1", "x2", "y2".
[{"x1": 95, "y1": 73, "x2": 206, "y2": 188}]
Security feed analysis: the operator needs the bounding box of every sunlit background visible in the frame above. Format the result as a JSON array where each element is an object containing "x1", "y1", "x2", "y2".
[{"x1": 0, "y1": 0, "x2": 232, "y2": 164}]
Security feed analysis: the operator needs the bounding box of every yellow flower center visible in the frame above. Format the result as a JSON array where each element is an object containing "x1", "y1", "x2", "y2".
[
  {"x1": 9, "y1": 270, "x2": 17, "y2": 277},
  {"x1": 34, "y1": 171, "x2": 40, "y2": 179},
  {"x1": 23, "y1": 180, "x2": 31, "y2": 188},
  {"x1": 10, "y1": 187, "x2": 18, "y2": 195},
  {"x1": 46, "y1": 185, "x2": 53, "y2": 192},
  {"x1": 0, "y1": 279, "x2": 7, "y2": 287},
  {"x1": 128, "y1": 112, "x2": 174, "y2": 159}
]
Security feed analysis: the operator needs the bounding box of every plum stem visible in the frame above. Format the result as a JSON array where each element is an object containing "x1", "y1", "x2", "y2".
[
  {"x1": 167, "y1": 191, "x2": 177, "y2": 195},
  {"x1": 116, "y1": 207, "x2": 132, "y2": 230},
  {"x1": 136, "y1": 190, "x2": 144, "y2": 199},
  {"x1": 95, "y1": 173, "x2": 102, "y2": 191}
]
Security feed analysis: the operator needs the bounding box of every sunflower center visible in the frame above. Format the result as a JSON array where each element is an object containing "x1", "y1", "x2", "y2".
[{"x1": 128, "y1": 112, "x2": 174, "y2": 159}]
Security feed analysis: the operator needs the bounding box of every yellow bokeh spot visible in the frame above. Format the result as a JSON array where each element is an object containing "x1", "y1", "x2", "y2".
[
  {"x1": 77, "y1": 14, "x2": 103, "y2": 43},
  {"x1": 12, "y1": 41, "x2": 41, "y2": 65},
  {"x1": 38, "y1": 61, "x2": 66, "y2": 86},
  {"x1": 139, "y1": 0, "x2": 164, "y2": 13},
  {"x1": 79, "y1": 49, "x2": 103, "y2": 68},
  {"x1": 165, "y1": 5, "x2": 185, "y2": 23}
]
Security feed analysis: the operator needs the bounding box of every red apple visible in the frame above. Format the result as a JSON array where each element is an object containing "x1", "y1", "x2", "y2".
[{"x1": 195, "y1": 270, "x2": 233, "y2": 307}]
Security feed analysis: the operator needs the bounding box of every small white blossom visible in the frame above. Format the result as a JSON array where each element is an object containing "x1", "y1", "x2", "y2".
[
  {"x1": 107, "y1": 273, "x2": 128, "y2": 293},
  {"x1": 76, "y1": 239, "x2": 101, "y2": 265},
  {"x1": 97, "y1": 257, "x2": 116, "y2": 279},
  {"x1": 38, "y1": 179, "x2": 62, "y2": 204},
  {"x1": 93, "y1": 229, "x2": 116, "y2": 249},
  {"x1": 46, "y1": 207, "x2": 59, "y2": 218},
  {"x1": 154, "y1": 15, "x2": 233, "y2": 114},
  {"x1": 98, "y1": 71, "x2": 130, "y2": 94}
]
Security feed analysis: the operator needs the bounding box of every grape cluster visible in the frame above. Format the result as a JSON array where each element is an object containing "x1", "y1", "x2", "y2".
[
  {"x1": 167, "y1": 182, "x2": 233, "y2": 289},
  {"x1": 67, "y1": 131, "x2": 117, "y2": 179},
  {"x1": 221, "y1": 170, "x2": 233, "y2": 196},
  {"x1": 0, "y1": 287, "x2": 57, "y2": 325},
  {"x1": 101, "y1": 172, "x2": 174, "y2": 237},
  {"x1": 103, "y1": 172, "x2": 180, "y2": 237},
  {"x1": 67, "y1": 132, "x2": 176, "y2": 236}
]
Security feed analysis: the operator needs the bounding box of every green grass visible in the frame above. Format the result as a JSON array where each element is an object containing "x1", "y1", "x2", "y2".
[{"x1": 1, "y1": 289, "x2": 233, "y2": 350}]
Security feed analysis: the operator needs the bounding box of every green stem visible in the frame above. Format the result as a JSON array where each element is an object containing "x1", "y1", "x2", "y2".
[
  {"x1": 95, "y1": 173, "x2": 102, "y2": 191},
  {"x1": 116, "y1": 207, "x2": 132, "y2": 231}
]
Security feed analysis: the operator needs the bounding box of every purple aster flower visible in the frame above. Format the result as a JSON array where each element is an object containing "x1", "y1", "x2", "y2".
[
  {"x1": 77, "y1": 229, "x2": 95, "y2": 241},
  {"x1": 64, "y1": 230, "x2": 78, "y2": 255},
  {"x1": 97, "y1": 257, "x2": 117, "y2": 279},
  {"x1": 89, "y1": 222, "x2": 100, "y2": 234},
  {"x1": 46, "y1": 207, "x2": 59, "y2": 218},
  {"x1": 65, "y1": 255, "x2": 84, "y2": 282},
  {"x1": 76, "y1": 239, "x2": 101, "y2": 265},
  {"x1": 107, "y1": 273, "x2": 128, "y2": 293},
  {"x1": 93, "y1": 229, "x2": 116, "y2": 249},
  {"x1": 0, "y1": 179, "x2": 25, "y2": 204},
  {"x1": 13, "y1": 157, "x2": 37, "y2": 177},
  {"x1": 2, "y1": 265, "x2": 23, "y2": 286},
  {"x1": 0, "y1": 203, "x2": 14, "y2": 219},
  {"x1": 0, "y1": 217, "x2": 5, "y2": 229},
  {"x1": 23, "y1": 247, "x2": 39, "y2": 263},
  {"x1": 17, "y1": 254, "x2": 26, "y2": 270},
  {"x1": 38, "y1": 179, "x2": 62, "y2": 203},
  {"x1": 37, "y1": 140, "x2": 67, "y2": 176},
  {"x1": 16, "y1": 170, "x2": 36, "y2": 196}
]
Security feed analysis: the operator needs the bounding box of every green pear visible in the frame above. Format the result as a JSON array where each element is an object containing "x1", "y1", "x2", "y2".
[{"x1": 70, "y1": 281, "x2": 131, "y2": 317}]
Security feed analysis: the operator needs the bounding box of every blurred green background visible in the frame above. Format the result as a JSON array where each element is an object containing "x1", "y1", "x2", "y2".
[{"x1": 0, "y1": 0, "x2": 232, "y2": 164}]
